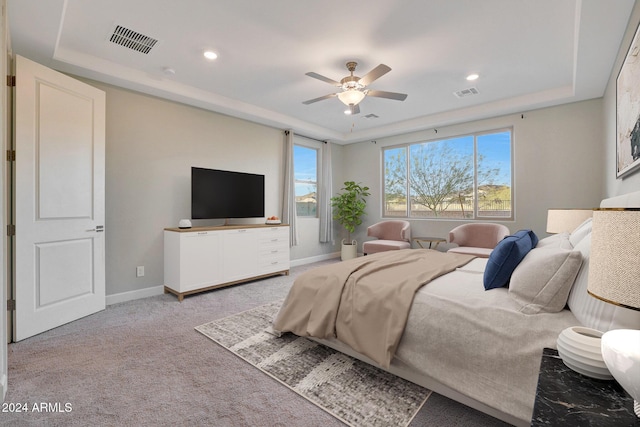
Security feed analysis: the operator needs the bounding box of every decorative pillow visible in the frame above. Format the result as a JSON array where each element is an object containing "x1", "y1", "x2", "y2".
[
  {"x1": 509, "y1": 247, "x2": 583, "y2": 314},
  {"x1": 536, "y1": 232, "x2": 572, "y2": 249},
  {"x1": 569, "y1": 218, "x2": 592, "y2": 247},
  {"x1": 483, "y1": 229, "x2": 538, "y2": 290}
]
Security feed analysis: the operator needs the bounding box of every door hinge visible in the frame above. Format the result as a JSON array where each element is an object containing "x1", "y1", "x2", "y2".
[
  {"x1": 6, "y1": 150, "x2": 15, "y2": 161},
  {"x1": 7, "y1": 224, "x2": 15, "y2": 236},
  {"x1": 6, "y1": 75, "x2": 14, "y2": 87},
  {"x1": 7, "y1": 300, "x2": 15, "y2": 311}
]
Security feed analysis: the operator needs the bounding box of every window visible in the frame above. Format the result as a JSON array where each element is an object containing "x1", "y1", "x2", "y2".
[
  {"x1": 293, "y1": 144, "x2": 318, "y2": 217},
  {"x1": 383, "y1": 129, "x2": 512, "y2": 219}
]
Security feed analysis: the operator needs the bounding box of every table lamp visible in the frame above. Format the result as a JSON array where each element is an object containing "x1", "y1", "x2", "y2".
[
  {"x1": 587, "y1": 208, "x2": 640, "y2": 417},
  {"x1": 546, "y1": 208, "x2": 593, "y2": 234}
]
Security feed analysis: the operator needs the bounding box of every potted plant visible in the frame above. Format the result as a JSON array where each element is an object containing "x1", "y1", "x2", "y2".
[{"x1": 330, "y1": 181, "x2": 370, "y2": 260}]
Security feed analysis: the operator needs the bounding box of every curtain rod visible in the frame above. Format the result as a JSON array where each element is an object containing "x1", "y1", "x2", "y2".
[{"x1": 284, "y1": 130, "x2": 327, "y2": 144}]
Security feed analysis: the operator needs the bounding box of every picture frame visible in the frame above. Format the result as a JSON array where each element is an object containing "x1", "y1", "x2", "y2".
[{"x1": 616, "y1": 22, "x2": 640, "y2": 178}]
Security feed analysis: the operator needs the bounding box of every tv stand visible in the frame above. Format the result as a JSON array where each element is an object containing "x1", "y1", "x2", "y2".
[{"x1": 163, "y1": 224, "x2": 290, "y2": 301}]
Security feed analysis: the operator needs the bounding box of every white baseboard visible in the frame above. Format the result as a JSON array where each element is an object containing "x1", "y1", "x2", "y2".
[
  {"x1": 106, "y1": 254, "x2": 339, "y2": 305},
  {"x1": 106, "y1": 285, "x2": 165, "y2": 306},
  {"x1": 290, "y1": 252, "x2": 340, "y2": 267}
]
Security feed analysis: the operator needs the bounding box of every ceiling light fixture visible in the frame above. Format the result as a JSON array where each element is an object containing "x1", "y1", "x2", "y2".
[
  {"x1": 466, "y1": 73, "x2": 479, "y2": 81},
  {"x1": 203, "y1": 50, "x2": 218, "y2": 60},
  {"x1": 337, "y1": 89, "x2": 366, "y2": 107}
]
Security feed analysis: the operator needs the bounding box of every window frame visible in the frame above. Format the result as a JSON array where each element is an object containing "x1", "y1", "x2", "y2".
[
  {"x1": 293, "y1": 140, "x2": 320, "y2": 218},
  {"x1": 381, "y1": 127, "x2": 514, "y2": 221}
]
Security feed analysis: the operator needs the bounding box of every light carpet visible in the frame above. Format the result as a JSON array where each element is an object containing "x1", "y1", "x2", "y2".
[{"x1": 196, "y1": 301, "x2": 431, "y2": 427}]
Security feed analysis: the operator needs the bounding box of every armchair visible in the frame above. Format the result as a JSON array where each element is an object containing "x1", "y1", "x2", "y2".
[
  {"x1": 362, "y1": 220, "x2": 411, "y2": 255},
  {"x1": 447, "y1": 223, "x2": 510, "y2": 258}
]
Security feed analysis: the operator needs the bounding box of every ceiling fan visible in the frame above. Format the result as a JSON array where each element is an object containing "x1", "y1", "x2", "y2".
[{"x1": 302, "y1": 61, "x2": 408, "y2": 115}]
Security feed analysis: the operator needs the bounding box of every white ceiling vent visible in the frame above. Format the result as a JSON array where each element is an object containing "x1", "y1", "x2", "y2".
[
  {"x1": 109, "y1": 25, "x2": 158, "y2": 54},
  {"x1": 453, "y1": 87, "x2": 480, "y2": 98}
]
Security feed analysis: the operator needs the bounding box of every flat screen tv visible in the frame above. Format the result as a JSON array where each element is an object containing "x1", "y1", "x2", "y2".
[{"x1": 191, "y1": 167, "x2": 265, "y2": 220}]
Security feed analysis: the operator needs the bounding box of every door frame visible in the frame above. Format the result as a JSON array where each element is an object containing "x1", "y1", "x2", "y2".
[{"x1": 1, "y1": 0, "x2": 10, "y2": 400}]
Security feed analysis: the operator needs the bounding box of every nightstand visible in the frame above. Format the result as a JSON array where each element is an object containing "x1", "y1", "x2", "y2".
[{"x1": 531, "y1": 348, "x2": 638, "y2": 426}]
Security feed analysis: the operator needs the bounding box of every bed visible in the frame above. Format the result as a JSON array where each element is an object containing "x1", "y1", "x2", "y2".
[{"x1": 272, "y1": 192, "x2": 640, "y2": 426}]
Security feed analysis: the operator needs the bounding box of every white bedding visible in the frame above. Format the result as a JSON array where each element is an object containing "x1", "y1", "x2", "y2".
[
  {"x1": 285, "y1": 191, "x2": 640, "y2": 426},
  {"x1": 394, "y1": 264, "x2": 578, "y2": 423}
]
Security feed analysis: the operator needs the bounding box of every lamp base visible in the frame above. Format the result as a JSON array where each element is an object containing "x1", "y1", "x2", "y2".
[{"x1": 601, "y1": 329, "x2": 640, "y2": 418}]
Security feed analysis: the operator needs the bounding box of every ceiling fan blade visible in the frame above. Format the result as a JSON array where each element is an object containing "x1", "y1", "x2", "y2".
[
  {"x1": 366, "y1": 90, "x2": 408, "y2": 101},
  {"x1": 302, "y1": 93, "x2": 337, "y2": 104},
  {"x1": 349, "y1": 104, "x2": 360, "y2": 115},
  {"x1": 305, "y1": 72, "x2": 341, "y2": 86},
  {"x1": 358, "y1": 64, "x2": 391, "y2": 86}
]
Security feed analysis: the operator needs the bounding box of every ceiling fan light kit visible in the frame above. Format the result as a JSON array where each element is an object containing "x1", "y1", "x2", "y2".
[
  {"x1": 337, "y1": 89, "x2": 366, "y2": 106},
  {"x1": 303, "y1": 61, "x2": 407, "y2": 115}
]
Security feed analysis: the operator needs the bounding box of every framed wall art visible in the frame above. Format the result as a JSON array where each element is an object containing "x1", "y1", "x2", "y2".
[{"x1": 616, "y1": 22, "x2": 640, "y2": 178}]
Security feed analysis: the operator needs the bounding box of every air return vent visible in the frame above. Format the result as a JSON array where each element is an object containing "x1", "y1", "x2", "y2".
[
  {"x1": 109, "y1": 25, "x2": 158, "y2": 54},
  {"x1": 453, "y1": 87, "x2": 479, "y2": 98}
]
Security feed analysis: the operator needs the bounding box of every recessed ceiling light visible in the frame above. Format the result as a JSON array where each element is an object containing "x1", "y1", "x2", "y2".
[
  {"x1": 203, "y1": 50, "x2": 218, "y2": 60},
  {"x1": 466, "y1": 73, "x2": 479, "y2": 81}
]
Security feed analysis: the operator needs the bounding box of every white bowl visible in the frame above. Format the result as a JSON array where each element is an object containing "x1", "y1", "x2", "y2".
[{"x1": 557, "y1": 326, "x2": 613, "y2": 380}]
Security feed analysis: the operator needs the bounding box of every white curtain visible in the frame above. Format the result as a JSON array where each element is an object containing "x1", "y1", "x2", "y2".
[
  {"x1": 319, "y1": 141, "x2": 333, "y2": 243},
  {"x1": 282, "y1": 130, "x2": 299, "y2": 246}
]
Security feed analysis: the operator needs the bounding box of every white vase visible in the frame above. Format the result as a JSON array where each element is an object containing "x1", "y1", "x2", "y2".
[
  {"x1": 556, "y1": 326, "x2": 613, "y2": 380},
  {"x1": 341, "y1": 239, "x2": 357, "y2": 260}
]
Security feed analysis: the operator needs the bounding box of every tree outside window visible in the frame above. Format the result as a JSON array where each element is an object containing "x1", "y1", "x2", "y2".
[{"x1": 383, "y1": 129, "x2": 512, "y2": 219}]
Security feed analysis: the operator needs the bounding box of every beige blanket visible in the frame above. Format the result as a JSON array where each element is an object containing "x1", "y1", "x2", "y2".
[{"x1": 272, "y1": 249, "x2": 475, "y2": 368}]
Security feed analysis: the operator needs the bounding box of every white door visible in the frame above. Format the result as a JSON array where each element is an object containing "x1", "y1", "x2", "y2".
[{"x1": 14, "y1": 55, "x2": 106, "y2": 341}]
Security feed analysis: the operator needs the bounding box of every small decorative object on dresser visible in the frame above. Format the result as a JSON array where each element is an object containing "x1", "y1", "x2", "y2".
[{"x1": 178, "y1": 219, "x2": 192, "y2": 229}]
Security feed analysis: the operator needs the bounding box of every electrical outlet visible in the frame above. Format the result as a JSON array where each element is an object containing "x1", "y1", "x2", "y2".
[{"x1": 136, "y1": 266, "x2": 144, "y2": 277}]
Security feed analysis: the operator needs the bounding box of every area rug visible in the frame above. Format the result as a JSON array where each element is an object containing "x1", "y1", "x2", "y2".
[{"x1": 195, "y1": 301, "x2": 431, "y2": 427}]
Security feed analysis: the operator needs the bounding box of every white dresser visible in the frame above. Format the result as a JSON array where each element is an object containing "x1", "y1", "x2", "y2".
[{"x1": 163, "y1": 224, "x2": 290, "y2": 301}]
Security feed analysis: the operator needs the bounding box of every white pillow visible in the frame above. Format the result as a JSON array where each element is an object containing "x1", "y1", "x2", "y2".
[
  {"x1": 567, "y1": 233, "x2": 640, "y2": 331},
  {"x1": 509, "y1": 247, "x2": 582, "y2": 314},
  {"x1": 536, "y1": 232, "x2": 572, "y2": 249},
  {"x1": 569, "y1": 218, "x2": 592, "y2": 247}
]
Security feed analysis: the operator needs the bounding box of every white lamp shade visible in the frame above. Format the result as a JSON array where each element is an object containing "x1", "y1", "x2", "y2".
[
  {"x1": 546, "y1": 209, "x2": 593, "y2": 234},
  {"x1": 587, "y1": 209, "x2": 640, "y2": 310},
  {"x1": 587, "y1": 208, "x2": 640, "y2": 417},
  {"x1": 337, "y1": 90, "x2": 365, "y2": 106}
]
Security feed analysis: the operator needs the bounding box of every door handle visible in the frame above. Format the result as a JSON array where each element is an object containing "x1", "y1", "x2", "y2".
[{"x1": 86, "y1": 225, "x2": 105, "y2": 232}]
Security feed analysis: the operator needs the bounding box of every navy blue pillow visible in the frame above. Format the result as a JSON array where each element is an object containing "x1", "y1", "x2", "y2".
[{"x1": 483, "y1": 229, "x2": 538, "y2": 290}]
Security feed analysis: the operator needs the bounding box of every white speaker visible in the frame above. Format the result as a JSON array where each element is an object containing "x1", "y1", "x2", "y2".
[{"x1": 178, "y1": 219, "x2": 192, "y2": 229}]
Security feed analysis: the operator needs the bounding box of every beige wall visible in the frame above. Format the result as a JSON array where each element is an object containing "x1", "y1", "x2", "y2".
[
  {"x1": 95, "y1": 80, "x2": 606, "y2": 298},
  {"x1": 604, "y1": 1, "x2": 640, "y2": 196},
  {"x1": 341, "y1": 99, "x2": 605, "y2": 249},
  {"x1": 83, "y1": 12, "x2": 638, "y2": 298},
  {"x1": 86, "y1": 81, "x2": 343, "y2": 297}
]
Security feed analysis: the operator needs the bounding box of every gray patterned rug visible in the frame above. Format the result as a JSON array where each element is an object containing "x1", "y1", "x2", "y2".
[{"x1": 195, "y1": 301, "x2": 431, "y2": 427}]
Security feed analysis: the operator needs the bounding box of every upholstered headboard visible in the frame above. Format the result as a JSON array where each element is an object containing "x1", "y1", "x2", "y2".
[
  {"x1": 565, "y1": 191, "x2": 640, "y2": 331},
  {"x1": 599, "y1": 190, "x2": 640, "y2": 208}
]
